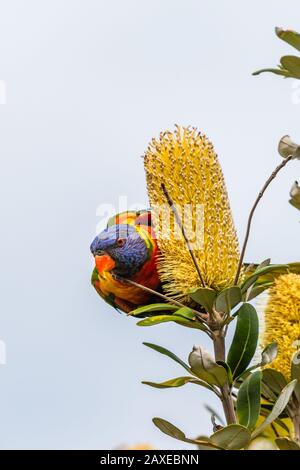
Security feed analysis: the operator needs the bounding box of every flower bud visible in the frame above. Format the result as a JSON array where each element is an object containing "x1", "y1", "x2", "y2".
[
  {"x1": 278, "y1": 135, "x2": 300, "y2": 159},
  {"x1": 289, "y1": 181, "x2": 300, "y2": 211},
  {"x1": 188, "y1": 345, "x2": 227, "y2": 387},
  {"x1": 290, "y1": 181, "x2": 300, "y2": 200}
]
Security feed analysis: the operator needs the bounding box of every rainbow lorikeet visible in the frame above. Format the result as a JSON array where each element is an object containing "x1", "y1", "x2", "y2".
[{"x1": 90, "y1": 210, "x2": 161, "y2": 313}]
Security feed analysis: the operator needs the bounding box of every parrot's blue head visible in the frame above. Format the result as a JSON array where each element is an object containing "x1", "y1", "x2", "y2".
[{"x1": 90, "y1": 224, "x2": 148, "y2": 276}]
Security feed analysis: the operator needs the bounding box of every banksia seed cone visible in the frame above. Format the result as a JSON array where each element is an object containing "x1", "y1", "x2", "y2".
[
  {"x1": 262, "y1": 273, "x2": 300, "y2": 378},
  {"x1": 144, "y1": 125, "x2": 240, "y2": 298}
]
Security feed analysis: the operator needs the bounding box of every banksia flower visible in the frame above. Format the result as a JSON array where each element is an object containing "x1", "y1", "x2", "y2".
[
  {"x1": 120, "y1": 443, "x2": 155, "y2": 450},
  {"x1": 144, "y1": 125, "x2": 240, "y2": 298},
  {"x1": 262, "y1": 273, "x2": 300, "y2": 378}
]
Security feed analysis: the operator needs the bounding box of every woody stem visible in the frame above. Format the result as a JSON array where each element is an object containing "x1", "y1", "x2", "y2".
[
  {"x1": 213, "y1": 331, "x2": 237, "y2": 425},
  {"x1": 292, "y1": 408, "x2": 300, "y2": 444}
]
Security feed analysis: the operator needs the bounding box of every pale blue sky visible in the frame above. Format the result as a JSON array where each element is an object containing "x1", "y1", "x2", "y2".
[{"x1": 0, "y1": 0, "x2": 299, "y2": 450}]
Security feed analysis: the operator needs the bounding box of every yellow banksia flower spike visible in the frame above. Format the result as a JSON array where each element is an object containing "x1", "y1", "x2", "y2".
[
  {"x1": 144, "y1": 125, "x2": 240, "y2": 298},
  {"x1": 263, "y1": 273, "x2": 300, "y2": 378}
]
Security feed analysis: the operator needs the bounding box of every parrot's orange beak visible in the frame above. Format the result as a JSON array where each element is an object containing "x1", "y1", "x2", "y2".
[{"x1": 95, "y1": 254, "x2": 116, "y2": 274}]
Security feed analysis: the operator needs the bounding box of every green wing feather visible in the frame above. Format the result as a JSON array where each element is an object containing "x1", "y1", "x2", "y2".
[{"x1": 91, "y1": 267, "x2": 121, "y2": 312}]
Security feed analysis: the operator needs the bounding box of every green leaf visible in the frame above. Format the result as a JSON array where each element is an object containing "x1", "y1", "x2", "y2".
[
  {"x1": 280, "y1": 55, "x2": 300, "y2": 78},
  {"x1": 243, "y1": 262, "x2": 300, "y2": 289},
  {"x1": 234, "y1": 364, "x2": 259, "y2": 384},
  {"x1": 137, "y1": 314, "x2": 205, "y2": 330},
  {"x1": 276, "y1": 27, "x2": 300, "y2": 52},
  {"x1": 261, "y1": 342, "x2": 278, "y2": 366},
  {"x1": 152, "y1": 418, "x2": 187, "y2": 442},
  {"x1": 240, "y1": 265, "x2": 289, "y2": 293},
  {"x1": 252, "y1": 67, "x2": 292, "y2": 77},
  {"x1": 291, "y1": 350, "x2": 300, "y2": 403},
  {"x1": 261, "y1": 369, "x2": 288, "y2": 402},
  {"x1": 130, "y1": 303, "x2": 179, "y2": 316},
  {"x1": 152, "y1": 418, "x2": 221, "y2": 449},
  {"x1": 244, "y1": 283, "x2": 272, "y2": 301},
  {"x1": 260, "y1": 403, "x2": 291, "y2": 430},
  {"x1": 188, "y1": 346, "x2": 228, "y2": 387},
  {"x1": 215, "y1": 287, "x2": 242, "y2": 315},
  {"x1": 286, "y1": 262, "x2": 300, "y2": 276},
  {"x1": 227, "y1": 303, "x2": 259, "y2": 379},
  {"x1": 256, "y1": 258, "x2": 271, "y2": 270},
  {"x1": 237, "y1": 371, "x2": 262, "y2": 430},
  {"x1": 210, "y1": 424, "x2": 251, "y2": 450},
  {"x1": 142, "y1": 376, "x2": 196, "y2": 388},
  {"x1": 175, "y1": 307, "x2": 196, "y2": 320},
  {"x1": 275, "y1": 438, "x2": 300, "y2": 450},
  {"x1": 243, "y1": 261, "x2": 271, "y2": 301},
  {"x1": 216, "y1": 361, "x2": 233, "y2": 386},
  {"x1": 190, "y1": 288, "x2": 217, "y2": 313},
  {"x1": 142, "y1": 376, "x2": 217, "y2": 393},
  {"x1": 143, "y1": 342, "x2": 191, "y2": 373},
  {"x1": 137, "y1": 315, "x2": 184, "y2": 326},
  {"x1": 252, "y1": 380, "x2": 297, "y2": 439},
  {"x1": 259, "y1": 406, "x2": 290, "y2": 433}
]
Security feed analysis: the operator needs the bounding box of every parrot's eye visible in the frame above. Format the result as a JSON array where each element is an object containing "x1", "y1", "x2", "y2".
[{"x1": 116, "y1": 238, "x2": 125, "y2": 247}]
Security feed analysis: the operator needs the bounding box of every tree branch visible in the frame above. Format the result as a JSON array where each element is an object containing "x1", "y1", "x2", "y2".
[
  {"x1": 234, "y1": 155, "x2": 294, "y2": 285},
  {"x1": 113, "y1": 274, "x2": 209, "y2": 326}
]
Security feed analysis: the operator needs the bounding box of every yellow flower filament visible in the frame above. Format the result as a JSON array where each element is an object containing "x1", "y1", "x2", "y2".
[
  {"x1": 144, "y1": 125, "x2": 240, "y2": 298},
  {"x1": 263, "y1": 273, "x2": 300, "y2": 378}
]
